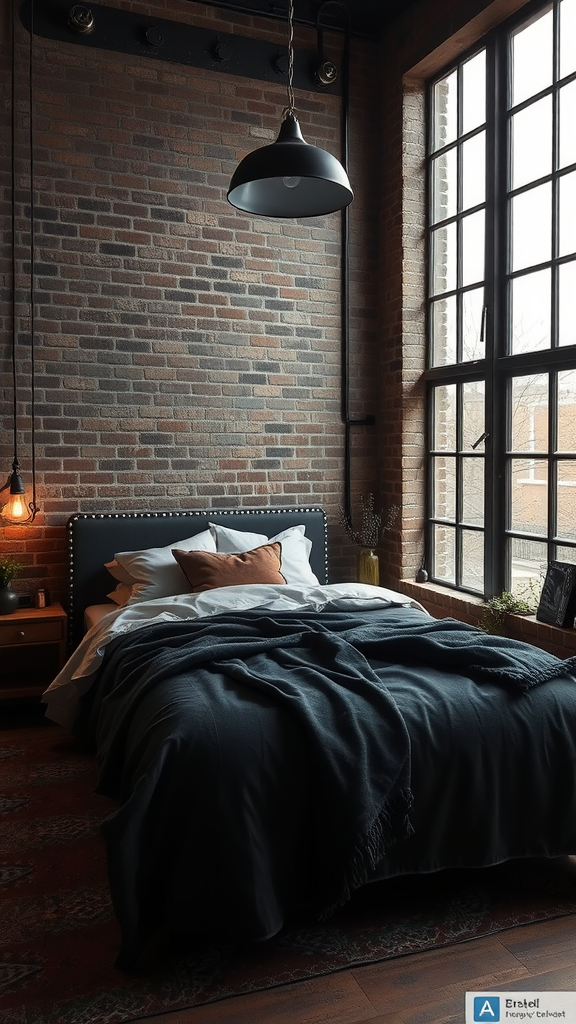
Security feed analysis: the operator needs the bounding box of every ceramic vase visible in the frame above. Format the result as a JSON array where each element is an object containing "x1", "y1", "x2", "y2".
[
  {"x1": 0, "y1": 585, "x2": 19, "y2": 615},
  {"x1": 358, "y1": 548, "x2": 379, "y2": 586}
]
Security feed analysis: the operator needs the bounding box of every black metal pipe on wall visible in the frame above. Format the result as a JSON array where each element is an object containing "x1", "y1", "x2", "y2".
[{"x1": 315, "y1": 1, "x2": 375, "y2": 521}]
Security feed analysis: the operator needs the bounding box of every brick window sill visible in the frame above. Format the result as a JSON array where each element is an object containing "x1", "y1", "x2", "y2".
[{"x1": 398, "y1": 579, "x2": 576, "y2": 661}]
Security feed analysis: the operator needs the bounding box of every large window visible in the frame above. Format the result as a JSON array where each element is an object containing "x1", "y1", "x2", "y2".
[{"x1": 426, "y1": 0, "x2": 576, "y2": 600}]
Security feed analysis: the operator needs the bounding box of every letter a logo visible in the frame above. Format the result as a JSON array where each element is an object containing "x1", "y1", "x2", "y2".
[{"x1": 473, "y1": 996, "x2": 500, "y2": 1021}]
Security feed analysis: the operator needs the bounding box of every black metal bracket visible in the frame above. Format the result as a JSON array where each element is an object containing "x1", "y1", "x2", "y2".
[
  {"x1": 20, "y1": 0, "x2": 340, "y2": 93},
  {"x1": 347, "y1": 415, "x2": 375, "y2": 426}
]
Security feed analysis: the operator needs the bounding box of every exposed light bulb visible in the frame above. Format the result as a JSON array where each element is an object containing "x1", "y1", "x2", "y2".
[
  {"x1": 5, "y1": 493, "x2": 26, "y2": 520},
  {"x1": 0, "y1": 467, "x2": 34, "y2": 524},
  {"x1": 282, "y1": 176, "x2": 301, "y2": 189}
]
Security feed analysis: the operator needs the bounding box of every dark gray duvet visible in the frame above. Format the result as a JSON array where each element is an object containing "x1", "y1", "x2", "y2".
[{"x1": 78, "y1": 605, "x2": 576, "y2": 967}]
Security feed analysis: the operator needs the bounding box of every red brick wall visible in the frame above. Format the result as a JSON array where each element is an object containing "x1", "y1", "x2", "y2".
[
  {"x1": 1, "y1": 0, "x2": 381, "y2": 602},
  {"x1": 0, "y1": 0, "x2": 536, "y2": 615}
]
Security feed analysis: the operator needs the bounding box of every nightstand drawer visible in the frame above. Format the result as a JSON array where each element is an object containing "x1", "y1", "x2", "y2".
[{"x1": 0, "y1": 621, "x2": 64, "y2": 646}]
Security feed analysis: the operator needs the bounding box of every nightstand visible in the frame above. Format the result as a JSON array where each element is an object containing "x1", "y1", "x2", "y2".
[{"x1": 0, "y1": 603, "x2": 68, "y2": 701}]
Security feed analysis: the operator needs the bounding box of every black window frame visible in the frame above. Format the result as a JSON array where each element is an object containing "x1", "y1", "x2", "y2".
[{"x1": 424, "y1": 0, "x2": 576, "y2": 599}]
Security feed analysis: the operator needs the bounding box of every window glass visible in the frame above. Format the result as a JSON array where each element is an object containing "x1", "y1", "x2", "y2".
[
  {"x1": 462, "y1": 380, "x2": 485, "y2": 449},
  {"x1": 462, "y1": 210, "x2": 485, "y2": 286},
  {"x1": 462, "y1": 288, "x2": 485, "y2": 361},
  {"x1": 462, "y1": 458, "x2": 484, "y2": 526},
  {"x1": 462, "y1": 51, "x2": 486, "y2": 134},
  {"x1": 432, "y1": 70, "x2": 457, "y2": 151},
  {"x1": 510, "y1": 269, "x2": 551, "y2": 353},
  {"x1": 510, "y1": 458, "x2": 548, "y2": 533},
  {"x1": 431, "y1": 149, "x2": 457, "y2": 223},
  {"x1": 462, "y1": 132, "x2": 486, "y2": 210},
  {"x1": 431, "y1": 222, "x2": 457, "y2": 294},
  {"x1": 461, "y1": 530, "x2": 484, "y2": 590},
  {"x1": 560, "y1": 0, "x2": 576, "y2": 78},
  {"x1": 510, "y1": 538, "x2": 547, "y2": 598},
  {"x1": 511, "y1": 183, "x2": 551, "y2": 272},
  {"x1": 434, "y1": 524, "x2": 456, "y2": 583},
  {"x1": 557, "y1": 371, "x2": 576, "y2": 450},
  {"x1": 559, "y1": 261, "x2": 576, "y2": 346},
  {"x1": 511, "y1": 96, "x2": 552, "y2": 190},
  {"x1": 511, "y1": 375, "x2": 549, "y2": 452},
  {"x1": 433, "y1": 384, "x2": 457, "y2": 449},
  {"x1": 559, "y1": 171, "x2": 576, "y2": 258},
  {"x1": 557, "y1": 543, "x2": 576, "y2": 563},
  {"x1": 557, "y1": 461, "x2": 576, "y2": 539},
  {"x1": 431, "y1": 295, "x2": 457, "y2": 366},
  {"x1": 510, "y1": 8, "x2": 553, "y2": 107},
  {"x1": 559, "y1": 80, "x2": 576, "y2": 169},
  {"x1": 433, "y1": 457, "x2": 456, "y2": 519}
]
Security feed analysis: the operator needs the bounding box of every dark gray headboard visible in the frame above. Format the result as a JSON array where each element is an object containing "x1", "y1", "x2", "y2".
[{"x1": 67, "y1": 506, "x2": 328, "y2": 650}]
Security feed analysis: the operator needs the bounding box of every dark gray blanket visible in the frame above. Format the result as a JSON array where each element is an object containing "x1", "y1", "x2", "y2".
[
  {"x1": 91, "y1": 611, "x2": 418, "y2": 920},
  {"x1": 83, "y1": 605, "x2": 576, "y2": 966}
]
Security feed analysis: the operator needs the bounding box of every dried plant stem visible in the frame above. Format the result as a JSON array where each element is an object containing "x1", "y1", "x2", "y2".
[{"x1": 340, "y1": 493, "x2": 399, "y2": 549}]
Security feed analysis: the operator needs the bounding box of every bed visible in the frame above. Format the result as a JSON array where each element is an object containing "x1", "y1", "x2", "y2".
[{"x1": 42, "y1": 506, "x2": 576, "y2": 969}]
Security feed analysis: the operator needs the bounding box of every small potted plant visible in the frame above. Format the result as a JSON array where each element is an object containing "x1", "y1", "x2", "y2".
[
  {"x1": 480, "y1": 589, "x2": 537, "y2": 636},
  {"x1": 340, "y1": 493, "x2": 399, "y2": 586},
  {"x1": 0, "y1": 554, "x2": 23, "y2": 615}
]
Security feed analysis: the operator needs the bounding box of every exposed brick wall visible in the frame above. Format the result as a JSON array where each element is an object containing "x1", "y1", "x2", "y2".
[
  {"x1": 1, "y1": 0, "x2": 381, "y2": 603},
  {"x1": 2, "y1": 0, "x2": 550, "y2": 651}
]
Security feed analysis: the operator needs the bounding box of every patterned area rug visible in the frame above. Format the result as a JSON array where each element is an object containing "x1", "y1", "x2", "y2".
[{"x1": 2, "y1": 714, "x2": 576, "y2": 1024}]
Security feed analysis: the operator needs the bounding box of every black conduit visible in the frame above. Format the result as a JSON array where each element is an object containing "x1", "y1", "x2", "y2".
[{"x1": 316, "y1": 2, "x2": 374, "y2": 521}]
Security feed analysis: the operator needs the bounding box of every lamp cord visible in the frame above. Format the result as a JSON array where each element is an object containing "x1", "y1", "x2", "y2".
[
  {"x1": 8, "y1": 0, "x2": 38, "y2": 520},
  {"x1": 10, "y1": 0, "x2": 19, "y2": 470},
  {"x1": 284, "y1": 0, "x2": 295, "y2": 117},
  {"x1": 29, "y1": 0, "x2": 37, "y2": 516}
]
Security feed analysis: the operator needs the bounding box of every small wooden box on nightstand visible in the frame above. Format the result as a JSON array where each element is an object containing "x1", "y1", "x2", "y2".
[{"x1": 0, "y1": 602, "x2": 68, "y2": 701}]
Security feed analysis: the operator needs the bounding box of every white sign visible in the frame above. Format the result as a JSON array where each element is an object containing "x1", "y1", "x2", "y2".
[{"x1": 466, "y1": 992, "x2": 576, "y2": 1022}]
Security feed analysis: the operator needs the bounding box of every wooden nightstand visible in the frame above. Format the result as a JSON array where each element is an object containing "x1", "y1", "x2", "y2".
[{"x1": 0, "y1": 603, "x2": 68, "y2": 701}]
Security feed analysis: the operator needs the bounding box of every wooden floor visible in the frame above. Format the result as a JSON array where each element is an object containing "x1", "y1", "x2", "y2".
[
  {"x1": 136, "y1": 913, "x2": 576, "y2": 1024},
  {"x1": 8, "y1": 709, "x2": 575, "y2": 1024}
]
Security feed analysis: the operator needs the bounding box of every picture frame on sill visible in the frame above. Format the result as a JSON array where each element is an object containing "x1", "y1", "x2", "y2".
[{"x1": 536, "y1": 560, "x2": 576, "y2": 628}]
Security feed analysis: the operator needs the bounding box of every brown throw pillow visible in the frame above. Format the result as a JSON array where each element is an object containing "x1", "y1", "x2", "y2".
[{"x1": 172, "y1": 542, "x2": 286, "y2": 593}]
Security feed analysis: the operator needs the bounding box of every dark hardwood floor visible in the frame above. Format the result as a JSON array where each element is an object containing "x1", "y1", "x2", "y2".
[
  {"x1": 136, "y1": 911, "x2": 576, "y2": 1024},
  {"x1": 6, "y1": 705, "x2": 575, "y2": 1024}
]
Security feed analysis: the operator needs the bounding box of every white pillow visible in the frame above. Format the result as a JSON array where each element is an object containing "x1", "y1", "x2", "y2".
[
  {"x1": 209, "y1": 522, "x2": 320, "y2": 587},
  {"x1": 110, "y1": 528, "x2": 217, "y2": 604}
]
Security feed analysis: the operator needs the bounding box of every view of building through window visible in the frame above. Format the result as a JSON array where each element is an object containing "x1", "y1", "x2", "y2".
[{"x1": 426, "y1": 0, "x2": 576, "y2": 599}]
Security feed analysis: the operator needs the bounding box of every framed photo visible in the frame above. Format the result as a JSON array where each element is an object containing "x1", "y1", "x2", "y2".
[{"x1": 536, "y1": 561, "x2": 576, "y2": 628}]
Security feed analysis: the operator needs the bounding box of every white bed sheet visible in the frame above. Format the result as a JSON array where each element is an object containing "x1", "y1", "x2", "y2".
[
  {"x1": 43, "y1": 583, "x2": 427, "y2": 729},
  {"x1": 84, "y1": 603, "x2": 117, "y2": 630}
]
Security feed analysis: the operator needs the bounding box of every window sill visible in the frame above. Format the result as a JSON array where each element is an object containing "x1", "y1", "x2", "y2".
[{"x1": 398, "y1": 579, "x2": 576, "y2": 660}]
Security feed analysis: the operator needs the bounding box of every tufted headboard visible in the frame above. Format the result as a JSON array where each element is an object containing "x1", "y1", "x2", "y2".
[{"x1": 66, "y1": 506, "x2": 328, "y2": 650}]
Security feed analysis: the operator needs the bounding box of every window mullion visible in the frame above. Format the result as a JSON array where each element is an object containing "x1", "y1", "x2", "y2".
[{"x1": 485, "y1": 30, "x2": 508, "y2": 597}]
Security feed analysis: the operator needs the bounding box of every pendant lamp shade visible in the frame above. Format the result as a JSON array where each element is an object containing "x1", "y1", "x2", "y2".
[{"x1": 227, "y1": 113, "x2": 353, "y2": 218}]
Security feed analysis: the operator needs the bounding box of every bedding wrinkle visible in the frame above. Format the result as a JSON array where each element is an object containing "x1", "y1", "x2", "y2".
[{"x1": 42, "y1": 584, "x2": 426, "y2": 729}]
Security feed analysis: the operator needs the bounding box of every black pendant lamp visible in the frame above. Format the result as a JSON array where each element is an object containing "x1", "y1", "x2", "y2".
[{"x1": 227, "y1": 0, "x2": 353, "y2": 218}]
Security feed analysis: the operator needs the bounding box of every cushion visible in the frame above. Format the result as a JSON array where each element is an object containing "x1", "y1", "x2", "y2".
[
  {"x1": 109, "y1": 528, "x2": 217, "y2": 604},
  {"x1": 173, "y1": 543, "x2": 286, "y2": 592},
  {"x1": 209, "y1": 523, "x2": 319, "y2": 587}
]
